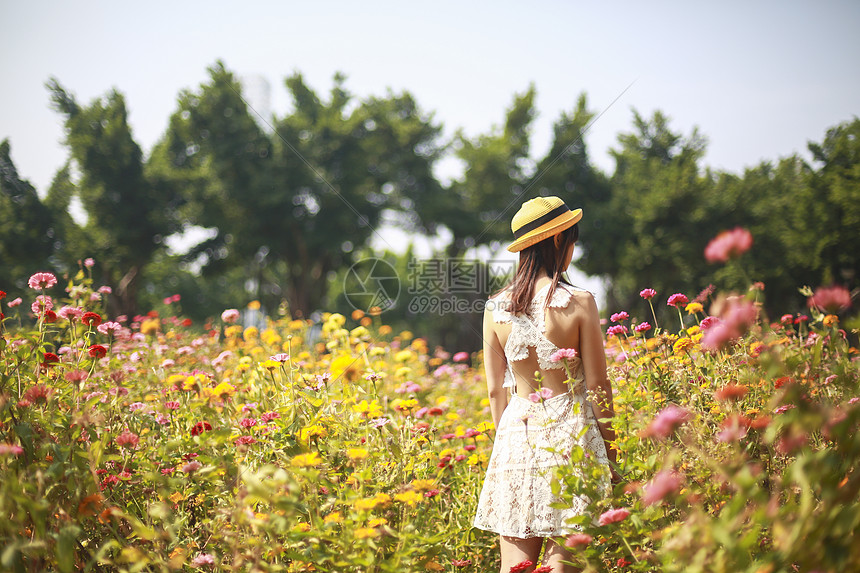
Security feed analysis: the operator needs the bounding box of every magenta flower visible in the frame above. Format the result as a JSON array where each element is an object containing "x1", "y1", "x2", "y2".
[
  {"x1": 634, "y1": 321, "x2": 651, "y2": 334},
  {"x1": 7, "y1": 297, "x2": 22, "y2": 308},
  {"x1": 610, "y1": 311, "x2": 629, "y2": 323},
  {"x1": 808, "y1": 285, "x2": 852, "y2": 313},
  {"x1": 270, "y1": 353, "x2": 290, "y2": 363},
  {"x1": 239, "y1": 417, "x2": 257, "y2": 428},
  {"x1": 643, "y1": 405, "x2": 692, "y2": 439},
  {"x1": 165, "y1": 401, "x2": 181, "y2": 410},
  {"x1": 598, "y1": 507, "x2": 631, "y2": 526},
  {"x1": 704, "y1": 227, "x2": 753, "y2": 263},
  {"x1": 642, "y1": 470, "x2": 683, "y2": 506},
  {"x1": 453, "y1": 351, "x2": 469, "y2": 362},
  {"x1": 28, "y1": 272, "x2": 57, "y2": 290},
  {"x1": 549, "y1": 348, "x2": 578, "y2": 363},
  {"x1": 607, "y1": 325, "x2": 628, "y2": 337},
  {"x1": 667, "y1": 293, "x2": 689, "y2": 308},
  {"x1": 0, "y1": 444, "x2": 24, "y2": 456},
  {"x1": 639, "y1": 288, "x2": 657, "y2": 300}
]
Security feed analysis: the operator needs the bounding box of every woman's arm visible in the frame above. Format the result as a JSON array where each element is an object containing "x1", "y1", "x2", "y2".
[
  {"x1": 482, "y1": 306, "x2": 508, "y2": 428},
  {"x1": 578, "y1": 293, "x2": 619, "y2": 472}
]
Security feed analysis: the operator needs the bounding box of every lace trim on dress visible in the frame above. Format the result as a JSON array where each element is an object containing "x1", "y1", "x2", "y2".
[{"x1": 490, "y1": 283, "x2": 582, "y2": 388}]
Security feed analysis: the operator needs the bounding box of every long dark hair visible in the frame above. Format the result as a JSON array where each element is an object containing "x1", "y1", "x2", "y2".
[{"x1": 493, "y1": 223, "x2": 579, "y2": 314}]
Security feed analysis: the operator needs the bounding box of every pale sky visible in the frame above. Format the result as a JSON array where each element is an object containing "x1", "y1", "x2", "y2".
[{"x1": 2, "y1": 0, "x2": 859, "y2": 291}]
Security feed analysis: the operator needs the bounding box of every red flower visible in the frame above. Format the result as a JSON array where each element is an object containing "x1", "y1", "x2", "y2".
[
  {"x1": 82, "y1": 312, "x2": 102, "y2": 327},
  {"x1": 190, "y1": 421, "x2": 213, "y2": 436},
  {"x1": 452, "y1": 559, "x2": 472, "y2": 567},
  {"x1": 610, "y1": 311, "x2": 629, "y2": 323},
  {"x1": 40, "y1": 353, "x2": 60, "y2": 368},
  {"x1": 234, "y1": 435, "x2": 257, "y2": 446},
  {"x1": 182, "y1": 318, "x2": 192, "y2": 327},
  {"x1": 88, "y1": 344, "x2": 108, "y2": 359},
  {"x1": 509, "y1": 561, "x2": 534, "y2": 573},
  {"x1": 616, "y1": 557, "x2": 631, "y2": 568},
  {"x1": 714, "y1": 383, "x2": 748, "y2": 402},
  {"x1": 0, "y1": 290, "x2": 5, "y2": 299},
  {"x1": 23, "y1": 384, "x2": 52, "y2": 404},
  {"x1": 534, "y1": 567, "x2": 553, "y2": 573},
  {"x1": 44, "y1": 310, "x2": 58, "y2": 323},
  {"x1": 639, "y1": 288, "x2": 657, "y2": 300}
]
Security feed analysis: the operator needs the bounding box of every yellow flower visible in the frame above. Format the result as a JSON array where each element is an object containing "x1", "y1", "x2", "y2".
[
  {"x1": 394, "y1": 350, "x2": 414, "y2": 363},
  {"x1": 468, "y1": 452, "x2": 488, "y2": 467},
  {"x1": 395, "y1": 367, "x2": 412, "y2": 378},
  {"x1": 140, "y1": 318, "x2": 160, "y2": 336},
  {"x1": 352, "y1": 399, "x2": 384, "y2": 418},
  {"x1": 350, "y1": 325, "x2": 370, "y2": 338},
  {"x1": 247, "y1": 300, "x2": 261, "y2": 310},
  {"x1": 211, "y1": 382, "x2": 236, "y2": 399},
  {"x1": 290, "y1": 452, "x2": 322, "y2": 468},
  {"x1": 354, "y1": 527, "x2": 379, "y2": 539},
  {"x1": 411, "y1": 479, "x2": 436, "y2": 492},
  {"x1": 288, "y1": 319, "x2": 306, "y2": 331},
  {"x1": 327, "y1": 313, "x2": 346, "y2": 328},
  {"x1": 330, "y1": 354, "x2": 361, "y2": 382},
  {"x1": 686, "y1": 325, "x2": 701, "y2": 336},
  {"x1": 236, "y1": 356, "x2": 253, "y2": 372},
  {"x1": 394, "y1": 490, "x2": 423, "y2": 507},
  {"x1": 823, "y1": 314, "x2": 839, "y2": 327},
  {"x1": 347, "y1": 448, "x2": 369, "y2": 461},
  {"x1": 225, "y1": 325, "x2": 243, "y2": 338},
  {"x1": 323, "y1": 512, "x2": 343, "y2": 525},
  {"x1": 166, "y1": 374, "x2": 187, "y2": 387},
  {"x1": 391, "y1": 398, "x2": 418, "y2": 412},
  {"x1": 243, "y1": 327, "x2": 259, "y2": 341},
  {"x1": 673, "y1": 337, "x2": 696, "y2": 355},
  {"x1": 298, "y1": 425, "x2": 327, "y2": 442},
  {"x1": 685, "y1": 302, "x2": 704, "y2": 315},
  {"x1": 367, "y1": 518, "x2": 387, "y2": 527},
  {"x1": 291, "y1": 522, "x2": 311, "y2": 533},
  {"x1": 261, "y1": 328, "x2": 281, "y2": 346},
  {"x1": 445, "y1": 412, "x2": 460, "y2": 421},
  {"x1": 260, "y1": 359, "x2": 280, "y2": 371},
  {"x1": 399, "y1": 330, "x2": 413, "y2": 341}
]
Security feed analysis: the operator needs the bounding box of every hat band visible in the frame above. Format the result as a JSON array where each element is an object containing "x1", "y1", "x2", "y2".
[{"x1": 512, "y1": 204, "x2": 570, "y2": 239}]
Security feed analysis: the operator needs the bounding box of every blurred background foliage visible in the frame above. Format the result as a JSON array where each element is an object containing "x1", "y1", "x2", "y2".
[{"x1": 1, "y1": 61, "x2": 858, "y2": 351}]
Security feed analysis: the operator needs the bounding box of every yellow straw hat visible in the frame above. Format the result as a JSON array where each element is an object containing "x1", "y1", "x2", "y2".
[{"x1": 507, "y1": 196, "x2": 582, "y2": 253}]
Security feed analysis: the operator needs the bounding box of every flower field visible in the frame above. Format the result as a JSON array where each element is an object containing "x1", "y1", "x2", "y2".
[{"x1": 1, "y1": 264, "x2": 858, "y2": 573}]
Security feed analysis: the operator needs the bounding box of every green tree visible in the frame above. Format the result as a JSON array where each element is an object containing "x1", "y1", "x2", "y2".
[
  {"x1": 47, "y1": 80, "x2": 176, "y2": 316},
  {"x1": 0, "y1": 139, "x2": 56, "y2": 290}
]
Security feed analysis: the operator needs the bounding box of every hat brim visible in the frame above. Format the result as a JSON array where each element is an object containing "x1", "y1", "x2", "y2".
[{"x1": 507, "y1": 208, "x2": 582, "y2": 253}]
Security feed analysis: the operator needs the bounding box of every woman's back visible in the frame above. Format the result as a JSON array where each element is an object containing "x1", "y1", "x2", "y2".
[{"x1": 489, "y1": 279, "x2": 591, "y2": 399}]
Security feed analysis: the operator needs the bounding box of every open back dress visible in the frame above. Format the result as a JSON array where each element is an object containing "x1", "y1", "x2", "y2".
[{"x1": 472, "y1": 282, "x2": 609, "y2": 538}]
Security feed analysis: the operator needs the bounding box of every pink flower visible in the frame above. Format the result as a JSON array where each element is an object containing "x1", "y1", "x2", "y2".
[
  {"x1": 7, "y1": 297, "x2": 22, "y2": 308},
  {"x1": 58, "y1": 306, "x2": 84, "y2": 321},
  {"x1": 239, "y1": 417, "x2": 257, "y2": 428},
  {"x1": 190, "y1": 553, "x2": 215, "y2": 567},
  {"x1": 598, "y1": 507, "x2": 631, "y2": 526},
  {"x1": 84, "y1": 258, "x2": 95, "y2": 267},
  {"x1": 641, "y1": 470, "x2": 683, "y2": 506},
  {"x1": 115, "y1": 430, "x2": 139, "y2": 449},
  {"x1": 98, "y1": 285, "x2": 112, "y2": 294},
  {"x1": 182, "y1": 460, "x2": 203, "y2": 473},
  {"x1": 701, "y1": 298, "x2": 757, "y2": 352},
  {"x1": 549, "y1": 348, "x2": 578, "y2": 362},
  {"x1": 565, "y1": 533, "x2": 593, "y2": 548},
  {"x1": 269, "y1": 353, "x2": 290, "y2": 363},
  {"x1": 667, "y1": 293, "x2": 689, "y2": 308},
  {"x1": 261, "y1": 411, "x2": 280, "y2": 423},
  {"x1": 235, "y1": 435, "x2": 257, "y2": 446},
  {"x1": 31, "y1": 295, "x2": 54, "y2": 314},
  {"x1": 808, "y1": 285, "x2": 852, "y2": 313},
  {"x1": 97, "y1": 321, "x2": 122, "y2": 336},
  {"x1": 528, "y1": 387, "x2": 554, "y2": 403},
  {"x1": 607, "y1": 325, "x2": 628, "y2": 337},
  {"x1": 221, "y1": 309, "x2": 240, "y2": 323},
  {"x1": 704, "y1": 227, "x2": 753, "y2": 263},
  {"x1": 639, "y1": 288, "x2": 657, "y2": 300},
  {"x1": 453, "y1": 351, "x2": 469, "y2": 362},
  {"x1": 643, "y1": 405, "x2": 692, "y2": 439},
  {"x1": 28, "y1": 272, "x2": 57, "y2": 290},
  {"x1": 610, "y1": 311, "x2": 629, "y2": 323},
  {"x1": 0, "y1": 444, "x2": 24, "y2": 456},
  {"x1": 717, "y1": 415, "x2": 751, "y2": 442},
  {"x1": 634, "y1": 322, "x2": 651, "y2": 334},
  {"x1": 165, "y1": 401, "x2": 181, "y2": 410}
]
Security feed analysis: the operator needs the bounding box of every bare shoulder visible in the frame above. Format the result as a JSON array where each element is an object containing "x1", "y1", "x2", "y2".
[{"x1": 553, "y1": 286, "x2": 597, "y2": 318}]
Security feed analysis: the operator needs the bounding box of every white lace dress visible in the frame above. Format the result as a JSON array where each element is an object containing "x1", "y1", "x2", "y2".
[{"x1": 473, "y1": 283, "x2": 609, "y2": 538}]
